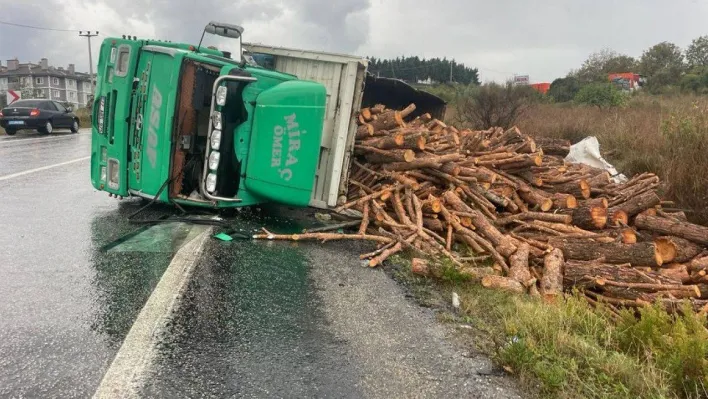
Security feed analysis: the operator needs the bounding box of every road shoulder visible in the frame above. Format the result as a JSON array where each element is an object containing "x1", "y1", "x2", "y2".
[{"x1": 305, "y1": 241, "x2": 522, "y2": 398}]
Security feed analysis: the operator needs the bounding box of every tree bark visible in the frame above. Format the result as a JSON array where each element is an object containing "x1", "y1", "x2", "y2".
[
  {"x1": 635, "y1": 214, "x2": 708, "y2": 246},
  {"x1": 509, "y1": 243, "x2": 533, "y2": 286},
  {"x1": 540, "y1": 248, "x2": 564, "y2": 302}
]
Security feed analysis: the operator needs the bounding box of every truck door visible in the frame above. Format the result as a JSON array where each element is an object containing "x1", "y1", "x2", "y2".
[{"x1": 127, "y1": 49, "x2": 176, "y2": 199}]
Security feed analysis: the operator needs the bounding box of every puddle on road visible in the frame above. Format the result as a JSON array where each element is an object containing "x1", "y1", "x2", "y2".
[{"x1": 101, "y1": 222, "x2": 209, "y2": 254}]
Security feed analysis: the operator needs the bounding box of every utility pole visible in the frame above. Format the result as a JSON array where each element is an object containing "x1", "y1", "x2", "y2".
[
  {"x1": 79, "y1": 31, "x2": 99, "y2": 95},
  {"x1": 449, "y1": 61, "x2": 453, "y2": 83}
]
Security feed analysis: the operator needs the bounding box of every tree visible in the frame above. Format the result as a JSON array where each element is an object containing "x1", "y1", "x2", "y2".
[
  {"x1": 366, "y1": 56, "x2": 480, "y2": 85},
  {"x1": 548, "y1": 76, "x2": 581, "y2": 102},
  {"x1": 686, "y1": 36, "x2": 708, "y2": 68},
  {"x1": 574, "y1": 83, "x2": 625, "y2": 108},
  {"x1": 575, "y1": 49, "x2": 638, "y2": 83},
  {"x1": 454, "y1": 82, "x2": 537, "y2": 129},
  {"x1": 639, "y1": 42, "x2": 685, "y2": 84}
]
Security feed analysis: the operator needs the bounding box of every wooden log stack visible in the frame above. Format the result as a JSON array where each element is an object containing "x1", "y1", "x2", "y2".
[{"x1": 252, "y1": 103, "x2": 708, "y2": 315}]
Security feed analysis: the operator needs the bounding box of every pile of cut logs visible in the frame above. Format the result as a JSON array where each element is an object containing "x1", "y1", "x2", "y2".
[{"x1": 253, "y1": 103, "x2": 708, "y2": 314}]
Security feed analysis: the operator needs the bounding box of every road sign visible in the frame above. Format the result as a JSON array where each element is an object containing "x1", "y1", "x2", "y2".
[
  {"x1": 6, "y1": 90, "x2": 21, "y2": 104},
  {"x1": 513, "y1": 75, "x2": 530, "y2": 85}
]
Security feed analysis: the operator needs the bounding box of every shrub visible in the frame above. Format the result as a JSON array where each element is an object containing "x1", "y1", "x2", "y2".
[
  {"x1": 454, "y1": 82, "x2": 538, "y2": 129},
  {"x1": 548, "y1": 76, "x2": 581, "y2": 103},
  {"x1": 574, "y1": 83, "x2": 626, "y2": 108}
]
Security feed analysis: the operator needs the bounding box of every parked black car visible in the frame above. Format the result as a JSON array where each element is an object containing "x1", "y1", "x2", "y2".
[{"x1": 0, "y1": 99, "x2": 80, "y2": 135}]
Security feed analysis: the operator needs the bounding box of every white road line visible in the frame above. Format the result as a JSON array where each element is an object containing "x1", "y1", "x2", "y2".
[
  {"x1": 0, "y1": 134, "x2": 83, "y2": 146},
  {"x1": 93, "y1": 228, "x2": 212, "y2": 399},
  {"x1": 0, "y1": 156, "x2": 90, "y2": 181}
]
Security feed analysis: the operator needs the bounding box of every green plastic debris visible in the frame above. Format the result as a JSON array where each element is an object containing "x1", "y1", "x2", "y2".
[{"x1": 214, "y1": 232, "x2": 234, "y2": 242}]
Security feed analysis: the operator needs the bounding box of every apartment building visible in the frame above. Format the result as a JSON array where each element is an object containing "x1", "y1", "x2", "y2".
[{"x1": 0, "y1": 58, "x2": 95, "y2": 108}]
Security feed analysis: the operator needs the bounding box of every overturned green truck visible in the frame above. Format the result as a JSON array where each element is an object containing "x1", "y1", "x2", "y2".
[{"x1": 90, "y1": 22, "x2": 445, "y2": 209}]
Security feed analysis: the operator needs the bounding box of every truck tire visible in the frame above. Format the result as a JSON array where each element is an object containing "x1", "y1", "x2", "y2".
[{"x1": 5, "y1": 128, "x2": 16, "y2": 136}]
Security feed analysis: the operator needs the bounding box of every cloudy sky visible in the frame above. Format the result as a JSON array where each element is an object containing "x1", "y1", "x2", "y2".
[{"x1": 1, "y1": 0, "x2": 707, "y2": 83}]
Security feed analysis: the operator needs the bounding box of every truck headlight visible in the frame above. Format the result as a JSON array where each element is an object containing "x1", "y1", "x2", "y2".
[
  {"x1": 107, "y1": 158, "x2": 120, "y2": 189},
  {"x1": 206, "y1": 173, "x2": 217, "y2": 193},
  {"x1": 208, "y1": 151, "x2": 220, "y2": 170},
  {"x1": 212, "y1": 111, "x2": 222, "y2": 130},
  {"x1": 215, "y1": 85, "x2": 227, "y2": 106},
  {"x1": 100, "y1": 166, "x2": 107, "y2": 182},
  {"x1": 210, "y1": 129, "x2": 221, "y2": 150}
]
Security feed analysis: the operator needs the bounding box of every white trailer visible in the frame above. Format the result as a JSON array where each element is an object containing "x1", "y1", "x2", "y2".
[{"x1": 243, "y1": 43, "x2": 446, "y2": 209}]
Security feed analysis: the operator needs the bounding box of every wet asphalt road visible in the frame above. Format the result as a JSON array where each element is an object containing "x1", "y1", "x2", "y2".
[
  {"x1": 0, "y1": 130, "x2": 521, "y2": 398},
  {"x1": 0, "y1": 130, "x2": 176, "y2": 397}
]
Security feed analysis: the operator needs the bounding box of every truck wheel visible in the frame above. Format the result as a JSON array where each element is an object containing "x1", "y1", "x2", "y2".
[
  {"x1": 39, "y1": 120, "x2": 53, "y2": 135},
  {"x1": 5, "y1": 129, "x2": 16, "y2": 136},
  {"x1": 70, "y1": 119, "x2": 79, "y2": 133}
]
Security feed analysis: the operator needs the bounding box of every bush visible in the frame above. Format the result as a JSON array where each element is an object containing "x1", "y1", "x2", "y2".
[
  {"x1": 574, "y1": 83, "x2": 626, "y2": 108},
  {"x1": 454, "y1": 82, "x2": 537, "y2": 129},
  {"x1": 548, "y1": 76, "x2": 581, "y2": 102}
]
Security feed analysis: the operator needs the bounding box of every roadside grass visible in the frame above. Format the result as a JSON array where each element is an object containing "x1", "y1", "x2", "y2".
[
  {"x1": 516, "y1": 95, "x2": 708, "y2": 224},
  {"x1": 387, "y1": 254, "x2": 708, "y2": 399}
]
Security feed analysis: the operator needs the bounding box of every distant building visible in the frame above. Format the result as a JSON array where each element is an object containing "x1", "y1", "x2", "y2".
[{"x1": 0, "y1": 58, "x2": 95, "y2": 108}]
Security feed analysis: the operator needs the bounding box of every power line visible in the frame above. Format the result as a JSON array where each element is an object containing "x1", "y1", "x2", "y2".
[{"x1": 0, "y1": 20, "x2": 78, "y2": 33}]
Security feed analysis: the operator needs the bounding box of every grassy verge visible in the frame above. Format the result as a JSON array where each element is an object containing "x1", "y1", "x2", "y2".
[
  {"x1": 516, "y1": 95, "x2": 708, "y2": 224},
  {"x1": 387, "y1": 255, "x2": 708, "y2": 399}
]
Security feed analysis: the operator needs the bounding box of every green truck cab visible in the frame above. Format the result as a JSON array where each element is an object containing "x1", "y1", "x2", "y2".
[{"x1": 90, "y1": 22, "x2": 326, "y2": 208}]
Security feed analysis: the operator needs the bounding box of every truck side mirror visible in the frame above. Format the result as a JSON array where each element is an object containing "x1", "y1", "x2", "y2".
[{"x1": 204, "y1": 22, "x2": 244, "y2": 39}]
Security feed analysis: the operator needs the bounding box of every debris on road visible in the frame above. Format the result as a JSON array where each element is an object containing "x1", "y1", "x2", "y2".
[{"x1": 252, "y1": 103, "x2": 708, "y2": 314}]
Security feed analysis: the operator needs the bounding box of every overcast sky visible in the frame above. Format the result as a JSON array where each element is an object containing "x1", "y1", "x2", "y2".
[{"x1": 1, "y1": 0, "x2": 707, "y2": 83}]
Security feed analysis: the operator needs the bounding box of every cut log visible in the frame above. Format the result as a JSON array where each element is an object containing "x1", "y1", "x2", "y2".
[
  {"x1": 564, "y1": 260, "x2": 698, "y2": 301},
  {"x1": 481, "y1": 275, "x2": 525, "y2": 293},
  {"x1": 458, "y1": 166, "x2": 497, "y2": 183},
  {"x1": 572, "y1": 205, "x2": 607, "y2": 230},
  {"x1": 535, "y1": 137, "x2": 571, "y2": 157},
  {"x1": 495, "y1": 212, "x2": 573, "y2": 226},
  {"x1": 383, "y1": 153, "x2": 463, "y2": 172},
  {"x1": 654, "y1": 236, "x2": 703, "y2": 263},
  {"x1": 608, "y1": 190, "x2": 661, "y2": 219},
  {"x1": 550, "y1": 238, "x2": 662, "y2": 266},
  {"x1": 443, "y1": 190, "x2": 517, "y2": 257},
  {"x1": 364, "y1": 132, "x2": 404, "y2": 149},
  {"x1": 689, "y1": 256, "x2": 708, "y2": 273},
  {"x1": 400, "y1": 103, "x2": 416, "y2": 119},
  {"x1": 509, "y1": 243, "x2": 533, "y2": 286},
  {"x1": 370, "y1": 110, "x2": 404, "y2": 132},
  {"x1": 607, "y1": 209, "x2": 629, "y2": 227},
  {"x1": 621, "y1": 229, "x2": 637, "y2": 244},
  {"x1": 635, "y1": 214, "x2": 708, "y2": 246},
  {"x1": 549, "y1": 179, "x2": 591, "y2": 199},
  {"x1": 356, "y1": 124, "x2": 374, "y2": 139},
  {"x1": 359, "y1": 147, "x2": 415, "y2": 164},
  {"x1": 540, "y1": 248, "x2": 564, "y2": 302},
  {"x1": 411, "y1": 258, "x2": 430, "y2": 276},
  {"x1": 518, "y1": 186, "x2": 553, "y2": 212},
  {"x1": 551, "y1": 193, "x2": 578, "y2": 209}
]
